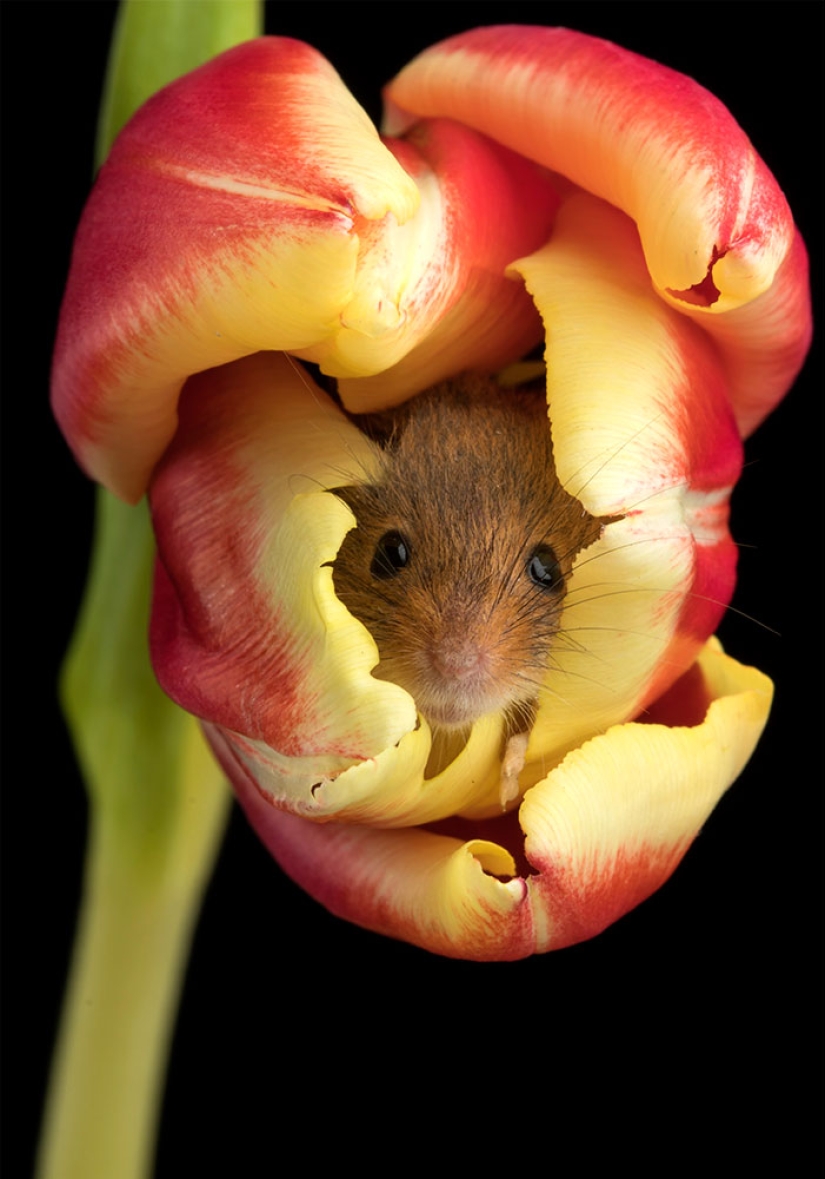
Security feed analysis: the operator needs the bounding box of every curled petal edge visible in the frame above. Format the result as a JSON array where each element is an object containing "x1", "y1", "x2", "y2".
[
  {"x1": 51, "y1": 38, "x2": 557, "y2": 502},
  {"x1": 385, "y1": 25, "x2": 812, "y2": 435},
  {"x1": 231, "y1": 639, "x2": 772, "y2": 959},
  {"x1": 508, "y1": 194, "x2": 743, "y2": 762},
  {"x1": 150, "y1": 353, "x2": 418, "y2": 775}
]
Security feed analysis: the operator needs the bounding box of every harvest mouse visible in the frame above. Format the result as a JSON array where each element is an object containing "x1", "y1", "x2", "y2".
[{"x1": 331, "y1": 374, "x2": 604, "y2": 805}]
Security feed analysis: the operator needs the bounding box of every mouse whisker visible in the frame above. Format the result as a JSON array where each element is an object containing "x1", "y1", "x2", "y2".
[{"x1": 558, "y1": 410, "x2": 667, "y2": 503}]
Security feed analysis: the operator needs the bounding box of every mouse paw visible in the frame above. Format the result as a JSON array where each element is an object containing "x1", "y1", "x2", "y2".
[{"x1": 499, "y1": 729, "x2": 529, "y2": 808}]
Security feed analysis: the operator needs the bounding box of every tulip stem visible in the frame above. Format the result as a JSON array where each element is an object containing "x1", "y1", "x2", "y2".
[
  {"x1": 36, "y1": 491, "x2": 231, "y2": 1179},
  {"x1": 36, "y1": 801, "x2": 226, "y2": 1179},
  {"x1": 38, "y1": 6, "x2": 261, "y2": 1175}
]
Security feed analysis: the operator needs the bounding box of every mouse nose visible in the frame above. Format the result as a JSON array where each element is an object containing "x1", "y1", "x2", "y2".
[{"x1": 428, "y1": 637, "x2": 491, "y2": 682}]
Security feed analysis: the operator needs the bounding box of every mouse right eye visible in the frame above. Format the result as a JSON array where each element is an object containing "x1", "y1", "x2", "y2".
[
  {"x1": 371, "y1": 531, "x2": 410, "y2": 579},
  {"x1": 527, "y1": 544, "x2": 564, "y2": 592}
]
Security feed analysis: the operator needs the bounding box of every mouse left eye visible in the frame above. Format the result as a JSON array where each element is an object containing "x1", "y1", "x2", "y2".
[
  {"x1": 371, "y1": 530, "x2": 410, "y2": 579},
  {"x1": 527, "y1": 545, "x2": 563, "y2": 592}
]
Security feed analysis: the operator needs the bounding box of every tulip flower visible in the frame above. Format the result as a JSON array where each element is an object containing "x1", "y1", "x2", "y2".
[{"x1": 52, "y1": 22, "x2": 810, "y2": 971}]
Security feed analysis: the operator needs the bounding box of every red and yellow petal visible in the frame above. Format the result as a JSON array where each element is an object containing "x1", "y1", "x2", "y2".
[
  {"x1": 52, "y1": 37, "x2": 560, "y2": 502},
  {"x1": 54, "y1": 38, "x2": 413, "y2": 500},
  {"x1": 498, "y1": 195, "x2": 741, "y2": 781},
  {"x1": 235, "y1": 641, "x2": 771, "y2": 959},
  {"x1": 208, "y1": 710, "x2": 512, "y2": 828},
  {"x1": 385, "y1": 26, "x2": 811, "y2": 435},
  {"x1": 662, "y1": 230, "x2": 812, "y2": 438},
  {"x1": 150, "y1": 353, "x2": 414, "y2": 776},
  {"x1": 334, "y1": 122, "x2": 559, "y2": 412}
]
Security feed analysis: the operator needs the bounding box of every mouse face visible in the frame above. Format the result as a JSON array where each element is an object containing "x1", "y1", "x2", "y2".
[{"x1": 331, "y1": 376, "x2": 603, "y2": 731}]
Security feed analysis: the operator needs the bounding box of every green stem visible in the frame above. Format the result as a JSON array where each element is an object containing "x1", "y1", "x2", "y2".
[
  {"x1": 37, "y1": 492, "x2": 230, "y2": 1179},
  {"x1": 37, "y1": 6, "x2": 262, "y2": 1174},
  {"x1": 36, "y1": 796, "x2": 227, "y2": 1179}
]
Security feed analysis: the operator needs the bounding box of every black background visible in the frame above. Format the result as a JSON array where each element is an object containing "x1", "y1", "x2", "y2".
[{"x1": 3, "y1": 2, "x2": 822, "y2": 1173}]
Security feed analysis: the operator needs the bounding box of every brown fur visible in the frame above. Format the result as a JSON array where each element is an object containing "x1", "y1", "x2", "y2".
[{"x1": 332, "y1": 374, "x2": 603, "y2": 732}]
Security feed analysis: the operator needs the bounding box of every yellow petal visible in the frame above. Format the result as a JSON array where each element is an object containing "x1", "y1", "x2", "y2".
[
  {"x1": 151, "y1": 354, "x2": 416, "y2": 785},
  {"x1": 505, "y1": 195, "x2": 742, "y2": 773},
  {"x1": 235, "y1": 640, "x2": 772, "y2": 958}
]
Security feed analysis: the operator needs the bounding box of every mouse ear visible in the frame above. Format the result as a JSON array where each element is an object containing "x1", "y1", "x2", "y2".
[
  {"x1": 346, "y1": 408, "x2": 407, "y2": 450},
  {"x1": 328, "y1": 485, "x2": 358, "y2": 507}
]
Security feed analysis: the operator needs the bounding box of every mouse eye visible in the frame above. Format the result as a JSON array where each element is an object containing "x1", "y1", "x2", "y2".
[
  {"x1": 527, "y1": 545, "x2": 563, "y2": 592},
  {"x1": 371, "y1": 531, "x2": 410, "y2": 579}
]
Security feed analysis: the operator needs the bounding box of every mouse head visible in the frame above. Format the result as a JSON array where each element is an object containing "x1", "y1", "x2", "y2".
[{"x1": 331, "y1": 377, "x2": 603, "y2": 730}]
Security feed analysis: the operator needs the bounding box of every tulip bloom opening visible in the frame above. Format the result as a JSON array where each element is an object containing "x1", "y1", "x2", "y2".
[{"x1": 52, "y1": 28, "x2": 811, "y2": 959}]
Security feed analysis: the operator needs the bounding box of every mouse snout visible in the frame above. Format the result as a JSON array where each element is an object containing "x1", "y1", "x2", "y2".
[
  {"x1": 418, "y1": 630, "x2": 508, "y2": 728},
  {"x1": 427, "y1": 635, "x2": 491, "y2": 683}
]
